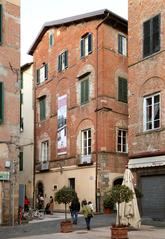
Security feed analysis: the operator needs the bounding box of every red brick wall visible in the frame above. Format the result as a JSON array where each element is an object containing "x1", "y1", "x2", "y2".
[
  {"x1": 34, "y1": 18, "x2": 128, "y2": 179},
  {"x1": 128, "y1": 0, "x2": 165, "y2": 157}
]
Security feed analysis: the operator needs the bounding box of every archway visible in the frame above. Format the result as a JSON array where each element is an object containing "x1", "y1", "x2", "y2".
[{"x1": 113, "y1": 177, "x2": 123, "y2": 186}]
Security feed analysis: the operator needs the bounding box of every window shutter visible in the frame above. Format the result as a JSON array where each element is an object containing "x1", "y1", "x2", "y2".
[
  {"x1": 152, "y1": 14, "x2": 160, "y2": 53},
  {"x1": 88, "y1": 33, "x2": 93, "y2": 53},
  {"x1": 143, "y1": 19, "x2": 151, "y2": 57},
  {"x1": 0, "y1": 5, "x2": 2, "y2": 44},
  {"x1": 84, "y1": 79, "x2": 89, "y2": 102},
  {"x1": 64, "y1": 50, "x2": 68, "y2": 68},
  {"x1": 40, "y1": 97, "x2": 46, "y2": 121},
  {"x1": 37, "y1": 69, "x2": 40, "y2": 84},
  {"x1": 58, "y1": 55, "x2": 62, "y2": 72},
  {"x1": 122, "y1": 78, "x2": 128, "y2": 103},
  {"x1": 118, "y1": 77, "x2": 127, "y2": 103},
  {"x1": 118, "y1": 35, "x2": 122, "y2": 54},
  {"x1": 19, "y1": 152, "x2": 23, "y2": 171},
  {"x1": 44, "y1": 64, "x2": 48, "y2": 80},
  {"x1": 80, "y1": 38, "x2": 85, "y2": 58},
  {"x1": 0, "y1": 82, "x2": 4, "y2": 123},
  {"x1": 80, "y1": 81, "x2": 84, "y2": 104}
]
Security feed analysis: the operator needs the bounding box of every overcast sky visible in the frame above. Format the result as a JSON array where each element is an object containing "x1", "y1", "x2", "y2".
[{"x1": 21, "y1": 0, "x2": 128, "y2": 65}]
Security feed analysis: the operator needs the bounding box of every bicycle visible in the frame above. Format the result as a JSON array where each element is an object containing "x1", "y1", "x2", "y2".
[{"x1": 22, "y1": 208, "x2": 44, "y2": 221}]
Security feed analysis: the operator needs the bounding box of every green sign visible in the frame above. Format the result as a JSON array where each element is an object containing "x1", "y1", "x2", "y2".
[{"x1": 0, "y1": 172, "x2": 10, "y2": 181}]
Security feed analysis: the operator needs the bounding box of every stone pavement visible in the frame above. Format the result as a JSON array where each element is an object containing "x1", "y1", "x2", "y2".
[
  {"x1": 0, "y1": 213, "x2": 165, "y2": 239},
  {"x1": 9, "y1": 225, "x2": 165, "y2": 239}
]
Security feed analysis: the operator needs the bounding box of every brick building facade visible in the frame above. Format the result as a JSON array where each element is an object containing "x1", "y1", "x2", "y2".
[
  {"x1": 0, "y1": 0, "x2": 20, "y2": 225},
  {"x1": 29, "y1": 9, "x2": 128, "y2": 211},
  {"x1": 128, "y1": 0, "x2": 165, "y2": 219}
]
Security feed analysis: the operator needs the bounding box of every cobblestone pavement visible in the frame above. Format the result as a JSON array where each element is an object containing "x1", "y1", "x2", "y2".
[{"x1": 0, "y1": 213, "x2": 165, "y2": 239}]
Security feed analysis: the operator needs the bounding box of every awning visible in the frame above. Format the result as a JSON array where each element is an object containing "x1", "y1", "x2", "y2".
[{"x1": 128, "y1": 155, "x2": 165, "y2": 169}]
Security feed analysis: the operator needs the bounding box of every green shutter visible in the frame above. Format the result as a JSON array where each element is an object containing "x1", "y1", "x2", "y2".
[
  {"x1": 81, "y1": 79, "x2": 89, "y2": 104},
  {"x1": 64, "y1": 50, "x2": 68, "y2": 68},
  {"x1": 58, "y1": 55, "x2": 62, "y2": 72},
  {"x1": 19, "y1": 152, "x2": 23, "y2": 171},
  {"x1": 37, "y1": 69, "x2": 40, "y2": 84},
  {"x1": 44, "y1": 64, "x2": 48, "y2": 80},
  {"x1": 118, "y1": 77, "x2": 127, "y2": 103},
  {"x1": 0, "y1": 82, "x2": 4, "y2": 123},
  {"x1": 88, "y1": 33, "x2": 93, "y2": 53},
  {"x1": 40, "y1": 97, "x2": 46, "y2": 120},
  {"x1": 80, "y1": 38, "x2": 85, "y2": 58},
  {"x1": 0, "y1": 5, "x2": 2, "y2": 44}
]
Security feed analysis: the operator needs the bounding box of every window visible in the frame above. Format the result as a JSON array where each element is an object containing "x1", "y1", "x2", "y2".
[
  {"x1": 143, "y1": 14, "x2": 160, "y2": 57},
  {"x1": 80, "y1": 77, "x2": 89, "y2": 105},
  {"x1": 19, "y1": 151, "x2": 23, "y2": 171},
  {"x1": 81, "y1": 129, "x2": 91, "y2": 163},
  {"x1": 37, "y1": 64, "x2": 48, "y2": 84},
  {"x1": 117, "y1": 129, "x2": 127, "y2": 153},
  {"x1": 0, "y1": 82, "x2": 4, "y2": 123},
  {"x1": 58, "y1": 50, "x2": 68, "y2": 72},
  {"x1": 118, "y1": 77, "x2": 128, "y2": 103},
  {"x1": 80, "y1": 33, "x2": 93, "y2": 58},
  {"x1": 39, "y1": 96, "x2": 46, "y2": 121},
  {"x1": 49, "y1": 32, "x2": 54, "y2": 47},
  {"x1": 68, "y1": 178, "x2": 75, "y2": 190},
  {"x1": 144, "y1": 93, "x2": 160, "y2": 131},
  {"x1": 118, "y1": 34, "x2": 127, "y2": 56},
  {"x1": 41, "y1": 141, "x2": 49, "y2": 162},
  {"x1": 0, "y1": 4, "x2": 2, "y2": 44}
]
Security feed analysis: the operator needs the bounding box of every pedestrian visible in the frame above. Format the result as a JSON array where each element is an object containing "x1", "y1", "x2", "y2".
[
  {"x1": 49, "y1": 196, "x2": 54, "y2": 215},
  {"x1": 37, "y1": 194, "x2": 44, "y2": 210},
  {"x1": 24, "y1": 196, "x2": 30, "y2": 212},
  {"x1": 70, "y1": 195, "x2": 80, "y2": 224},
  {"x1": 82, "y1": 199, "x2": 93, "y2": 230},
  {"x1": 88, "y1": 201, "x2": 94, "y2": 211}
]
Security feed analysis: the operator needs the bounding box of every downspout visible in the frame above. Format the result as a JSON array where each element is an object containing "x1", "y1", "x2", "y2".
[
  {"x1": 95, "y1": 11, "x2": 110, "y2": 212},
  {"x1": 33, "y1": 62, "x2": 36, "y2": 208}
]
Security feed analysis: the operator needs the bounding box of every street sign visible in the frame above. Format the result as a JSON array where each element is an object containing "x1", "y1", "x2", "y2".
[{"x1": 0, "y1": 171, "x2": 10, "y2": 181}]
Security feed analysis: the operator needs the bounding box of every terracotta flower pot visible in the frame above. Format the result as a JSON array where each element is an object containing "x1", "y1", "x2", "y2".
[
  {"x1": 60, "y1": 220, "x2": 73, "y2": 233},
  {"x1": 104, "y1": 207, "x2": 112, "y2": 214},
  {"x1": 111, "y1": 225, "x2": 128, "y2": 239}
]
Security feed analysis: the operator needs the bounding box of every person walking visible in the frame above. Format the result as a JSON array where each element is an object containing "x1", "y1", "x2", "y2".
[
  {"x1": 49, "y1": 196, "x2": 54, "y2": 215},
  {"x1": 82, "y1": 199, "x2": 93, "y2": 230},
  {"x1": 70, "y1": 195, "x2": 80, "y2": 224}
]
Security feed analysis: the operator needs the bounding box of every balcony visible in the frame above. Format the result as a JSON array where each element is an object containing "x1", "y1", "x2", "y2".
[
  {"x1": 77, "y1": 154, "x2": 93, "y2": 166},
  {"x1": 36, "y1": 161, "x2": 49, "y2": 171}
]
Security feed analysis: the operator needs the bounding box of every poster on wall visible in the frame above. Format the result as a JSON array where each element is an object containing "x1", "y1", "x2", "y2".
[{"x1": 57, "y1": 95, "x2": 67, "y2": 155}]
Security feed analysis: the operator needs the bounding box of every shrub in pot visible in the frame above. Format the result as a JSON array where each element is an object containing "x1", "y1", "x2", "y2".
[
  {"x1": 103, "y1": 192, "x2": 114, "y2": 214},
  {"x1": 55, "y1": 186, "x2": 77, "y2": 232},
  {"x1": 109, "y1": 185, "x2": 134, "y2": 239}
]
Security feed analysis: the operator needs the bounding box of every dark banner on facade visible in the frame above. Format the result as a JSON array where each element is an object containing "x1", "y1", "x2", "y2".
[{"x1": 57, "y1": 95, "x2": 67, "y2": 155}]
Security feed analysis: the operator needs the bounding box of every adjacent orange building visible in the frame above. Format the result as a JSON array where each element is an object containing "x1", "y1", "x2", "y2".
[
  {"x1": 29, "y1": 9, "x2": 128, "y2": 211},
  {"x1": 128, "y1": 0, "x2": 165, "y2": 220},
  {"x1": 0, "y1": 0, "x2": 20, "y2": 225}
]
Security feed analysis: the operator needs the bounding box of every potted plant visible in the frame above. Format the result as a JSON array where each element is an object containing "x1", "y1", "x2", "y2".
[
  {"x1": 103, "y1": 192, "x2": 114, "y2": 214},
  {"x1": 109, "y1": 185, "x2": 134, "y2": 239},
  {"x1": 55, "y1": 186, "x2": 77, "y2": 233}
]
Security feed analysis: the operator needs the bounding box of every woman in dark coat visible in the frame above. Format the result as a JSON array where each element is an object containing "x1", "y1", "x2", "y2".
[{"x1": 70, "y1": 196, "x2": 80, "y2": 224}]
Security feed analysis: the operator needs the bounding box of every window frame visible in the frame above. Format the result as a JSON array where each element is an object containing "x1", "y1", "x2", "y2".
[
  {"x1": 19, "y1": 151, "x2": 23, "y2": 171},
  {"x1": 41, "y1": 140, "x2": 49, "y2": 162},
  {"x1": 37, "y1": 64, "x2": 48, "y2": 84},
  {"x1": 143, "y1": 14, "x2": 161, "y2": 58},
  {"x1": 117, "y1": 129, "x2": 128, "y2": 153},
  {"x1": 49, "y1": 32, "x2": 54, "y2": 48},
  {"x1": 80, "y1": 32, "x2": 93, "y2": 58},
  {"x1": 143, "y1": 93, "x2": 160, "y2": 131},
  {"x1": 58, "y1": 50, "x2": 68, "y2": 72},
  {"x1": 118, "y1": 34, "x2": 127, "y2": 56},
  {"x1": 81, "y1": 128, "x2": 91, "y2": 157}
]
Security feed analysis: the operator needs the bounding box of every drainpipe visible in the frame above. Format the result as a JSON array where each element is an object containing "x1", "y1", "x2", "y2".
[
  {"x1": 33, "y1": 62, "x2": 36, "y2": 208},
  {"x1": 95, "y1": 11, "x2": 110, "y2": 212}
]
